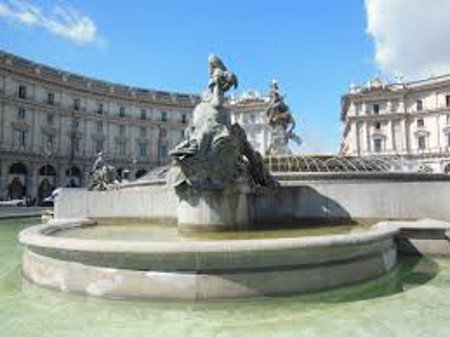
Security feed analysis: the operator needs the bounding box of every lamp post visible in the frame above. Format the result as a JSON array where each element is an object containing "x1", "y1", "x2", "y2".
[{"x1": 130, "y1": 155, "x2": 137, "y2": 181}]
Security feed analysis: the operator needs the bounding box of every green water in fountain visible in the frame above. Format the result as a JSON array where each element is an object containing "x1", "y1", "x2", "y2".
[
  {"x1": 2, "y1": 218, "x2": 450, "y2": 336},
  {"x1": 51, "y1": 219, "x2": 375, "y2": 241}
]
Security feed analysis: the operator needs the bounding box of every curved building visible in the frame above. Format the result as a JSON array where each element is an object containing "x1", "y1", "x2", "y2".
[
  {"x1": 0, "y1": 51, "x2": 199, "y2": 201},
  {"x1": 0, "y1": 51, "x2": 275, "y2": 202}
]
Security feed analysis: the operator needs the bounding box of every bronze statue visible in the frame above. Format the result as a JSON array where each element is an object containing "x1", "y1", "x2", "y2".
[
  {"x1": 207, "y1": 55, "x2": 238, "y2": 107},
  {"x1": 265, "y1": 80, "x2": 301, "y2": 155},
  {"x1": 169, "y1": 55, "x2": 277, "y2": 194},
  {"x1": 266, "y1": 80, "x2": 296, "y2": 134},
  {"x1": 88, "y1": 152, "x2": 117, "y2": 191}
]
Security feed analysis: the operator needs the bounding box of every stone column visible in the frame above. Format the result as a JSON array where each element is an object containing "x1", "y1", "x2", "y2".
[
  {"x1": 355, "y1": 122, "x2": 361, "y2": 156},
  {"x1": 56, "y1": 164, "x2": 65, "y2": 188},
  {"x1": 0, "y1": 102, "x2": 5, "y2": 146},
  {"x1": 405, "y1": 118, "x2": 411, "y2": 153},
  {"x1": 436, "y1": 114, "x2": 441, "y2": 151},
  {"x1": 83, "y1": 165, "x2": 90, "y2": 188},
  {"x1": 30, "y1": 107, "x2": 36, "y2": 153},
  {"x1": 0, "y1": 159, "x2": 8, "y2": 199},
  {"x1": 366, "y1": 122, "x2": 371, "y2": 153},
  {"x1": 389, "y1": 119, "x2": 396, "y2": 153},
  {"x1": 28, "y1": 162, "x2": 39, "y2": 199}
]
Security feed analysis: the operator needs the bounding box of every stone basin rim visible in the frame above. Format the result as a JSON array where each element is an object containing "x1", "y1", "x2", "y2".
[{"x1": 18, "y1": 219, "x2": 400, "y2": 254}]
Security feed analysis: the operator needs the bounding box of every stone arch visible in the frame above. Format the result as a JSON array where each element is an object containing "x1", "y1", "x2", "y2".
[
  {"x1": 135, "y1": 169, "x2": 147, "y2": 179},
  {"x1": 39, "y1": 165, "x2": 56, "y2": 176},
  {"x1": 8, "y1": 162, "x2": 27, "y2": 199},
  {"x1": 445, "y1": 163, "x2": 450, "y2": 174},
  {"x1": 9, "y1": 162, "x2": 27, "y2": 175},
  {"x1": 38, "y1": 178, "x2": 53, "y2": 202},
  {"x1": 38, "y1": 164, "x2": 56, "y2": 201},
  {"x1": 117, "y1": 168, "x2": 124, "y2": 181},
  {"x1": 65, "y1": 165, "x2": 82, "y2": 187}
]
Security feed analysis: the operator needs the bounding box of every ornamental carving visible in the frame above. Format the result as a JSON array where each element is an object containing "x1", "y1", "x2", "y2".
[{"x1": 11, "y1": 121, "x2": 29, "y2": 131}]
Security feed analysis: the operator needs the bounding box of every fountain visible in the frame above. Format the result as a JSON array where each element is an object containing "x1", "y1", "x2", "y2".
[{"x1": 18, "y1": 56, "x2": 450, "y2": 300}]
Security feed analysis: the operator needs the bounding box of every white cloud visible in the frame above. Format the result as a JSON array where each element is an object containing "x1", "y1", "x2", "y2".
[
  {"x1": 0, "y1": 0, "x2": 103, "y2": 46},
  {"x1": 365, "y1": 0, "x2": 450, "y2": 79}
]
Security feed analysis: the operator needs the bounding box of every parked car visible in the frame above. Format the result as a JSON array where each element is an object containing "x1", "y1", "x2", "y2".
[{"x1": 0, "y1": 199, "x2": 26, "y2": 207}]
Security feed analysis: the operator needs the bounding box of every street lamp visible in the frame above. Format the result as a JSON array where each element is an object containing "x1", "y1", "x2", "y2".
[{"x1": 130, "y1": 155, "x2": 137, "y2": 181}]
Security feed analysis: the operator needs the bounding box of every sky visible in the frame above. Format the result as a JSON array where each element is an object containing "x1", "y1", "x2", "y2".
[{"x1": 1, "y1": 0, "x2": 450, "y2": 153}]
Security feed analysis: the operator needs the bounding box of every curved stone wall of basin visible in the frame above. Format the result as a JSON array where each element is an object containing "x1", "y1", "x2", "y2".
[
  {"x1": 54, "y1": 174, "x2": 450, "y2": 224},
  {"x1": 19, "y1": 220, "x2": 398, "y2": 300}
]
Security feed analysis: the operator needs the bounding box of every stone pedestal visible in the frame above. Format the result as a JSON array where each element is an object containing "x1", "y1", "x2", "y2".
[
  {"x1": 268, "y1": 127, "x2": 291, "y2": 155},
  {"x1": 177, "y1": 184, "x2": 252, "y2": 232}
]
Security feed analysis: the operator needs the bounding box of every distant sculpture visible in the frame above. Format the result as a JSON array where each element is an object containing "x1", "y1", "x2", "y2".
[
  {"x1": 265, "y1": 80, "x2": 301, "y2": 155},
  {"x1": 88, "y1": 152, "x2": 118, "y2": 191},
  {"x1": 170, "y1": 55, "x2": 277, "y2": 194},
  {"x1": 266, "y1": 80, "x2": 295, "y2": 133}
]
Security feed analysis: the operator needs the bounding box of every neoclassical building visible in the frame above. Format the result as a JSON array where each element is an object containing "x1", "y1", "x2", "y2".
[
  {"x1": 340, "y1": 76, "x2": 450, "y2": 173},
  {"x1": 230, "y1": 91, "x2": 273, "y2": 156},
  {"x1": 0, "y1": 51, "x2": 276, "y2": 201},
  {"x1": 0, "y1": 51, "x2": 200, "y2": 201}
]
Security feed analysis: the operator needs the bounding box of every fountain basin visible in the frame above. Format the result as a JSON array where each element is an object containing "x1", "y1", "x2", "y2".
[{"x1": 19, "y1": 219, "x2": 398, "y2": 300}]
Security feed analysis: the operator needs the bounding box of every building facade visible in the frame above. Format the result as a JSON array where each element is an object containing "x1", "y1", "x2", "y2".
[
  {"x1": 0, "y1": 51, "x2": 199, "y2": 201},
  {"x1": 230, "y1": 91, "x2": 272, "y2": 156},
  {"x1": 340, "y1": 76, "x2": 450, "y2": 173}
]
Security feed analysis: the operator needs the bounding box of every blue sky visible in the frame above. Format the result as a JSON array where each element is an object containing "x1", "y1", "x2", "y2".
[{"x1": 1, "y1": 0, "x2": 439, "y2": 153}]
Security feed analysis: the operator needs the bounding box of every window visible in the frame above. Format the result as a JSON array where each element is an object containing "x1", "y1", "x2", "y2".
[
  {"x1": 159, "y1": 128, "x2": 167, "y2": 138},
  {"x1": 181, "y1": 114, "x2": 187, "y2": 124},
  {"x1": 416, "y1": 100, "x2": 423, "y2": 111},
  {"x1": 118, "y1": 143, "x2": 126, "y2": 156},
  {"x1": 97, "y1": 103, "x2": 104, "y2": 114},
  {"x1": 181, "y1": 129, "x2": 185, "y2": 138},
  {"x1": 447, "y1": 134, "x2": 450, "y2": 147},
  {"x1": 418, "y1": 136, "x2": 426, "y2": 150},
  {"x1": 18, "y1": 85, "x2": 27, "y2": 99},
  {"x1": 138, "y1": 145, "x2": 147, "y2": 158},
  {"x1": 159, "y1": 145, "x2": 168, "y2": 159},
  {"x1": 373, "y1": 138, "x2": 382, "y2": 153},
  {"x1": 374, "y1": 122, "x2": 381, "y2": 130},
  {"x1": 119, "y1": 125, "x2": 125, "y2": 136},
  {"x1": 17, "y1": 108, "x2": 26, "y2": 119},
  {"x1": 47, "y1": 92, "x2": 54, "y2": 105},
  {"x1": 95, "y1": 140, "x2": 103, "y2": 153},
  {"x1": 447, "y1": 114, "x2": 450, "y2": 125},
  {"x1": 140, "y1": 109, "x2": 147, "y2": 120},
  {"x1": 72, "y1": 119, "x2": 79, "y2": 130},
  {"x1": 20, "y1": 130, "x2": 27, "y2": 146},
  {"x1": 119, "y1": 106, "x2": 126, "y2": 117},
  {"x1": 417, "y1": 118, "x2": 425, "y2": 127},
  {"x1": 446, "y1": 95, "x2": 450, "y2": 108},
  {"x1": 373, "y1": 104, "x2": 380, "y2": 115},
  {"x1": 16, "y1": 130, "x2": 27, "y2": 147},
  {"x1": 72, "y1": 138, "x2": 79, "y2": 152},
  {"x1": 96, "y1": 121, "x2": 103, "y2": 133},
  {"x1": 47, "y1": 135, "x2": 54, "y2": 148},
  {"x1": 73, "y1": 98, "x2": 80, "y2": 110},
  {"x1": 47, "y1": 114, "x2": 54, "y2": 125},
  {"x1": 161, "y1": 111, "x2": 168, "y2": 122},
  {"x1": 140, "y1": 127, "x2": 146, "y2": 137}
]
